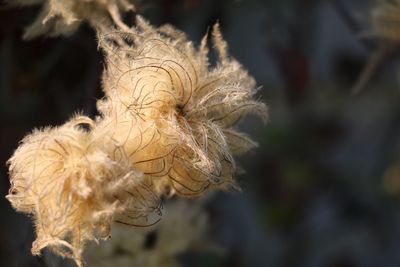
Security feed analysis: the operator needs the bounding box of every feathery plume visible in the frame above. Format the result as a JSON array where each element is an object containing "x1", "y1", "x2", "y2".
[
  {"x1": 98, "y1": 16, "x2": 267, "y2": 197},
  {"x1": 6, "y1": 115, "x2": 160, "y2": 266}
]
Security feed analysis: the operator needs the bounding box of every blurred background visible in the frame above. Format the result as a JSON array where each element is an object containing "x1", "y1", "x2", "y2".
[{"x1": 3, "y1": 0, "x2": 400, "y2": 266}]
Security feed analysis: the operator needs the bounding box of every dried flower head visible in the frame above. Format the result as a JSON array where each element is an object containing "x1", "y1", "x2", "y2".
[
  {"x1": 352, "y1": 0, "x2": 400, "y2": 94},
  {"x1": 6, "y1": 115, "x2": 161, "y2": 266},
  {"x1": 11, "y1": 0, "x2": 135, "y2": 39},
  {"x1": 98, "y1": 16, "x2": 267, "y2": 197},
  {"x1": 370, "y1": 0, "x2": 400, "y2": 42}
]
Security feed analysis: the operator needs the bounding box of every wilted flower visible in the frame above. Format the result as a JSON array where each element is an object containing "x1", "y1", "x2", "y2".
[
  {"x1": 98, "y1": 16, "x2": 267, "y2": 197},
  {"x1": 11, "y1": 0, "x2": 135, "y2": 39},
  {"x1": 6, "y1": 115, "x2": 161, "y2": 266}
]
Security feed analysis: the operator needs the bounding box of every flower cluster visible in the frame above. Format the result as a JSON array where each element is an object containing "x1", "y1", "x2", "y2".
[{"x1": 6, "y1": 15, "x2": 266, "y2": 266}]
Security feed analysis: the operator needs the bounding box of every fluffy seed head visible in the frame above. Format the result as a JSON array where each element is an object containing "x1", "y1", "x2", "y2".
[
  {"x1": 98, "y1": 16, "x2": 267, "y2": 197},
  {"x1": 6, "y1": 115, "x2": 160, "y2": 266}
]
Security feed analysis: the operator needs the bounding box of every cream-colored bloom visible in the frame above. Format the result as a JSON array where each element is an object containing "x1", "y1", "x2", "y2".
[
  {"x1": 98, "y1": 16, "x2": 267, "y2": 197},
  {"x1": 6, "y1": 115, "x2": 160, "y2": 266},
  {"x1": 85, "y1": 200, "x2": 214, "y2": 267},
  {"x1": 11, "y1": 0, "x2": 134, "y2": 39}
]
